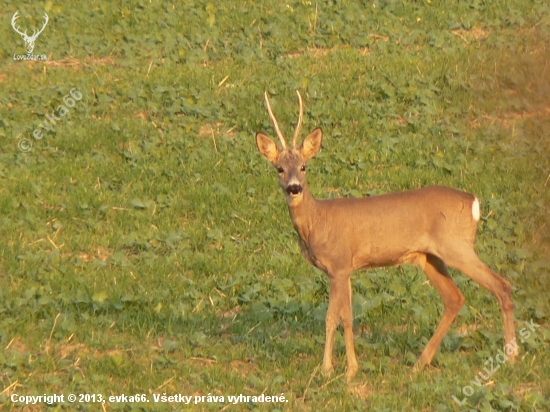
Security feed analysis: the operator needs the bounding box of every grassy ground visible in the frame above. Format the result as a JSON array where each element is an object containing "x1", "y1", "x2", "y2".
[{"x1": 1, "y1": 1, "x2": 549, "y2": 411}]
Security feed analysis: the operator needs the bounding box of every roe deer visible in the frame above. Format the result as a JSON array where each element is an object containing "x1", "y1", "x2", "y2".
[{"x1": 255, "y1": 91, "x2": 517, "y2": 382}]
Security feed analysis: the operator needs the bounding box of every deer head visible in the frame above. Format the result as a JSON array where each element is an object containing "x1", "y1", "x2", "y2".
[
  {"x1": 12, "y1": 11, "x2": 49, "y2": 55},
  {"x1": 256, "y1": 91, "x2": 323, "y2": 203}
]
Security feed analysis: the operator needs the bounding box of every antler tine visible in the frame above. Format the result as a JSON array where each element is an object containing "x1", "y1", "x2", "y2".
[
  {"x1": 11, "y1": 11, "x2": 27, "y2": 36},
  {"x1": 292, "y1": 90, "x2": 304, "y2": 149},
  {"x1": 31, "y1": 13, "x2": 49, "y2": 38},
  {"x1": 37, "y1": 13, "x2": 49, "y2": 35},
  {"x1": 264, "y1": 92, "x2": 287, "y2": 149}
]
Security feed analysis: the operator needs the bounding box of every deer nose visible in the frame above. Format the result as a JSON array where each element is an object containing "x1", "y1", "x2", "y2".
[{"x1": 286, "y1": 184, "x2": 303, "y2": 195}]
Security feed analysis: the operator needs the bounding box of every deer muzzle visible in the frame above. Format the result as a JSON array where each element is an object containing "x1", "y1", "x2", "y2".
[{"x1": 286, "y1": 184, "x2": 303, "y2": 196}]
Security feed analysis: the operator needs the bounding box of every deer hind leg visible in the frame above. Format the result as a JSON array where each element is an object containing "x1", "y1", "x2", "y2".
[
  {"x1": 415, "y1": 253, "x2": 465, "y2": 370},
  {"x1": 322, "y1": 273, "x2": 358, "y2": 381},
  {"x1": 445, "y1": 249, "x2": 517, "y2": 361}
]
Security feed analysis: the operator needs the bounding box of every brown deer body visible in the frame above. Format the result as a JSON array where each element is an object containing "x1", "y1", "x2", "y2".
[{"x1": 256, "y1": 91, "x2": 517, "y2": 381}]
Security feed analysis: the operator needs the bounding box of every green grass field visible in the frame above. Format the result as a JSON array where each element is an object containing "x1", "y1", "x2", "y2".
[{"x1": 1, "y1": 1, "x2": 549, "y2": 410}]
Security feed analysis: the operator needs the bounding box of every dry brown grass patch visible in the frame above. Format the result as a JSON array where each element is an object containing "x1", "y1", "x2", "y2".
[
  {"x1": 349, "y1": 382, "x2": 374, "y2": 400},
  {"x1": 230, "y1": 358, "x2": 260, "y2": 376},
  {"x1": 199, "y1": 122, "x2": 236, "y2": 137},
  {"x1": 283, "y1": 45, "x2": 373, "y2": 59},
  {"x1": 56, "y1": 342, "x2": 91, "y2": 360},
  {"x1": 76, "y1": 246, "x2": 112, "y2": 262},
  {"x1": 5, "y1": 337, "x2": 30, "y2": 354},
  {"x1": 474, "y1": 106, "x2": 550, "y2": 131},
  {"x1": 452, "y1": 27, "x2": 491, "y2": 44},
  {"x1": 45, "y1": 56, "x2": 116, "y2": 69},
  {"x1": 456, "y1": 323, "x2": 481, "y2": 335}
]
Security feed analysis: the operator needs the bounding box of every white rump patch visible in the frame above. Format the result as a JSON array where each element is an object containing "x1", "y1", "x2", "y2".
[{"x1": 472, "y1": 197, "x2": 480, "y2": 221}]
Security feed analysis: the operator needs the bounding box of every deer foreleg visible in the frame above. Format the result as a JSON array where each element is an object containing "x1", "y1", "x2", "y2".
[{"x1": 322, "y1": 273, "x2": 358, "y2": 381}]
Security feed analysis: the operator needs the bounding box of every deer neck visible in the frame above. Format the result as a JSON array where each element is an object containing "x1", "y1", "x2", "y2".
[{"x1": 286, "y1": 187, "x2": 318, "y2": 242}]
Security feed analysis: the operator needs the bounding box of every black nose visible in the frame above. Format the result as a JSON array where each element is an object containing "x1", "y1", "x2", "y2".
[{"x1": 286, "y1": 184, "x2": 303, "y2": 195}]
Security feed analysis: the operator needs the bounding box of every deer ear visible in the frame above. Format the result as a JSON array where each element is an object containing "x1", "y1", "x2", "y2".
[
  {"x1": 300, "y1": 128, "x2": 323, "y2": 161},
  {"x1": 256, "y1": 132, "x2": 279, "y2": 164}
]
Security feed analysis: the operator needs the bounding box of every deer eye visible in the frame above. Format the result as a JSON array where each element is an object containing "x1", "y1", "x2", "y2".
[
  {"x1": 276, "y1": 167, "x2": 284, "y2": 174},
  {"x1": 300, "y1": 165, "x2": 307, "y2": 172}
]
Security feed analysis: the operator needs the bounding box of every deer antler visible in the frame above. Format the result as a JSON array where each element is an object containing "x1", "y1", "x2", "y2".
[
  {"x1": 264, "y1": 92, "x2": 287, "y2": 149},
  {"x1": 291, "y1": 90, "x2": 304, "y2": 149},
  {"x1": 11, "y1": 11, "x2": 28, "y2": 37}
]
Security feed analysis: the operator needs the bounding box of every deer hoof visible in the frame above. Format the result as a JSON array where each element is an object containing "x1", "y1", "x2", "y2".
[
  {"x1": 346, "y1": 366, "x2": 358, "y2": 382},
  {"x1": 413, "y1": 359, "x2": 428, "y2": 372},
  {"x1": 322, "y1": 364, "x2": 334, "y2": 378}
]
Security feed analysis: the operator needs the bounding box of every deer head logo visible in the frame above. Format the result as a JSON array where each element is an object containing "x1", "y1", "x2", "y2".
[{"x1": 11, "y1": 11, "x2": 49, "y2": 55}]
